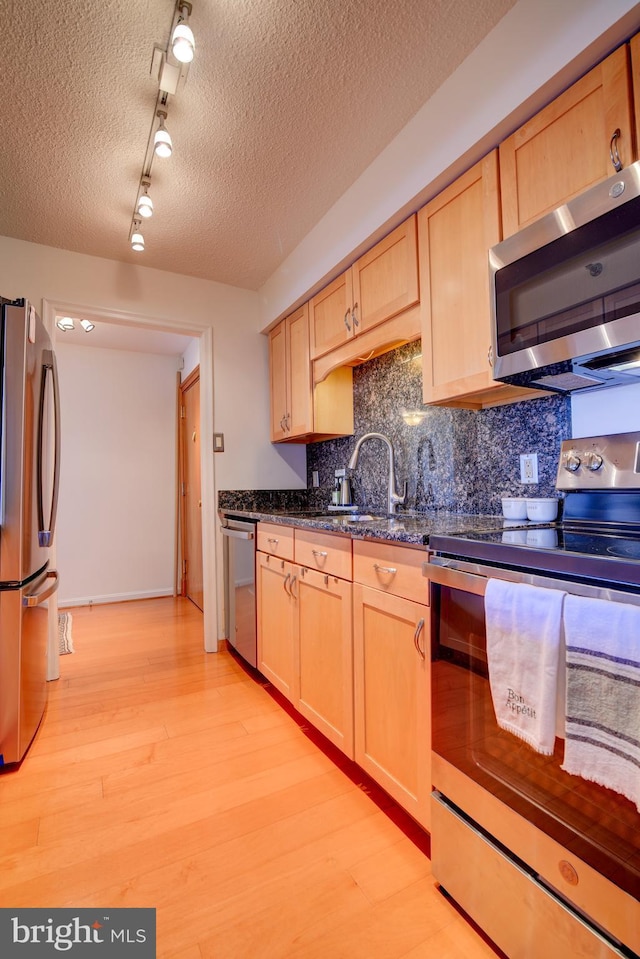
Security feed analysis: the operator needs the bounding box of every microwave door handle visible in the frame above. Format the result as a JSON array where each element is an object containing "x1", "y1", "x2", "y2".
[{"x1": 37, "y1": 349, "x2": 61, "y2": 548}]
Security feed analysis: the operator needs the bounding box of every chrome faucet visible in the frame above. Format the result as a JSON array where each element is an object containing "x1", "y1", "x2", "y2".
[{"x1": 348, "y1": 432, "x2": 407, "y2": 515}]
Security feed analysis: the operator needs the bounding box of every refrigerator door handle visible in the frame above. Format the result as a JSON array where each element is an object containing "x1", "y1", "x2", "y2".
[
  {"x1": 23, "y1": 569, "x2": 60, "y2": 607},
  {"x1": 37, "y1": 349, "x2": 61, "y2": 548}
]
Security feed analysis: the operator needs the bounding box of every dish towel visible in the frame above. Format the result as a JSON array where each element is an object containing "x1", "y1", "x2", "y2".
[
  {"x1": 562, "y1": 594, "x2": 640, "y2": 812},
  {"x1": 485, "y1": 578, "x2": 565, "y2": 755}
]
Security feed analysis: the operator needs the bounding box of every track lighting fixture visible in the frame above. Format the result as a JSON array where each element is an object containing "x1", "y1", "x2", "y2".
[
  {"x1": 80, "y1": 319, "x2": 95, "y2": 332},
  {"x1": 137, "y1": 178, "x2": 153, "y2": 218},
  {"x1": 127, "y1": 2, "x2": 196, "y2": 251},
  {"x1": 172, "y1": 2, "x2": 195, "y2": 63},
  {"x1": 153, "y1": 111, "x2": 173, "y2": 158}
]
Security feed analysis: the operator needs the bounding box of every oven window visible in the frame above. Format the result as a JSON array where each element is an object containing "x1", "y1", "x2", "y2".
[{"x1": 432, "y1": 582, "x2": 640, "y2": 901}]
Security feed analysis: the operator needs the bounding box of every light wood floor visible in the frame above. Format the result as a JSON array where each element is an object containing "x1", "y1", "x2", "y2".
[{"x1": 0, "y1": 597, "x2": 500, "y2": 958}]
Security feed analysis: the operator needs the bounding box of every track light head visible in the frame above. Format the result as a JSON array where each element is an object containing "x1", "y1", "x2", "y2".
[
  {"x1": 130, "y1": 219, "x2": 145, "y2": 252},
  {"x1": 154, "y1": 110, "x2": 173, "y2": 158},
  {"x1": 137, "y1": 178, "x2": 154, "y2": 218},
  {"x1": 172, "y1": 3, "x2": 195, "y2": 64}
]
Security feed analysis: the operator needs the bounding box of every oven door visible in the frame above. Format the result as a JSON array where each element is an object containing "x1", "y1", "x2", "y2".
[{"x1": 428, "y1": 557, "x2": 640, "y2": 958}]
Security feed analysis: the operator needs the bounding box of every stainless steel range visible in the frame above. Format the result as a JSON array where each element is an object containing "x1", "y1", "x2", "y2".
[{"x1": 426, "y1": 430, "x2": 640, "y2": 959}]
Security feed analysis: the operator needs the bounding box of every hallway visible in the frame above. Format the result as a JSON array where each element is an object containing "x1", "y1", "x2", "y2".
[{"x1": 0, "y1": 598, "x2": 499, "y2": 958}]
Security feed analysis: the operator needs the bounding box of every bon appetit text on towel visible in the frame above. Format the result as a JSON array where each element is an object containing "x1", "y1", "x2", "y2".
[{"x1": 485, "y1": 579, "x2": 565, "y2": 756}]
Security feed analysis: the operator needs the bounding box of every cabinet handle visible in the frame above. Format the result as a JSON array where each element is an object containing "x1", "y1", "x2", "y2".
[
  {"x1": 280, "y1": 415, "x2": 286, "y2": 431},
  {"x1": 283, "y1": 572, "x2": 291, "y2": 595},
  {"x1": 373, "y1": 563, "x2": 397, "y2": 576},
  {"x1": 352, "y1": 302, "x2": 359, "y2": 327},
  {"x1": 344, "y1": 309, "x2": 352, "y2": 332},
  {"x1": 267, "y1": 537, "x2": 279, "y2": 545},
  {"x1": 285, "y1": 412, "x2": 291, "y2": 431},
  {"x1": 487, "y1": 344, "x2": 494, "y2": 367},
  {"x1": 312, "y1": 549, "x2": 328, "y2": 560},
  {"x1": 413, "y1": 618, "x2": 425, "y2": 660},
  {"x1": 610, "y1": 128, "x2": 623, "y2": 172},
  {"x1": 289, "y1": 574, "x2": 298, "y2": 598}
]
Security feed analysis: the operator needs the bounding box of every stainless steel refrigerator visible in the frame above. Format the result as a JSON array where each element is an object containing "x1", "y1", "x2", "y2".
[{"x1": 0, "y1": 297, "x2": 60, "y2": 765}]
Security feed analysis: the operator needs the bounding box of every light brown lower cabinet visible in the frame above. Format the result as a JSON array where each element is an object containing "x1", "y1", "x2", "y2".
[
  {"x1": 352, "y1": 582, "x2": 431, "y2": 830},
  {"x1": 256, "y1": 549, "x2": 354, "y2": 757},
  {"x1": 295, "y1": 566, "x2": 353, "y2": 758},
  {"x1": 256, "y1": 552, "x2": 297, "y2": 701}
]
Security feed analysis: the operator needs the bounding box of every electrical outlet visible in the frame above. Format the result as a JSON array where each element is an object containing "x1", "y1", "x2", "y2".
[
  {"x1": 520, "y1": 453, "x2": 539, "y2": 484},
  {"x1": 311, "y1": 470, "x2": 319, "y2": 488}
]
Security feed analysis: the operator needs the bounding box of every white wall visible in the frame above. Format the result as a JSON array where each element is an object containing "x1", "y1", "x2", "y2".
[
  {"x1": 572, "y1": 383, "x2": 640, "y2": 436},
  {"x1": 181, "y1": 338, "x2": 200, "y2": 381},
  {"x1": 56, "y1": 343, "x2": 178, "y2": 606},
  {"x1": 0, "y1": 235, "x2": 307, "y2": 492}
]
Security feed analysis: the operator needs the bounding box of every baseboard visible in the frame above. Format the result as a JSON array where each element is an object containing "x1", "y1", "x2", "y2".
[{"x1": 58, "y1": 588, "x2": 175, "y2": 608}]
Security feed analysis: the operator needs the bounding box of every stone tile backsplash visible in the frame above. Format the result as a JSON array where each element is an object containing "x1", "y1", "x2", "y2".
[{"x1": 306, "y1": 341, "x2": 571, "y2": 516}]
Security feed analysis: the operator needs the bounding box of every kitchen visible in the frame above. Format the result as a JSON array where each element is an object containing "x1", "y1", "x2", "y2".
[{"x1": 2, "y1": 0, "x2": 640, "y2": 956}]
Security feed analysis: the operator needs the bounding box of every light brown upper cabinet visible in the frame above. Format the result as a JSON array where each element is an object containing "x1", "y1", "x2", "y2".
[
  {"x1": 499, "y1": 45, "x2": 635, "y2": 238},
  {"x1": 309, "y1": 216, "x2": 419, "y2": 361},
  {"x1": 269, "y1": 302, "x2": 354, "y2": 443},
  {"x1": 419, "y1": 151, "x2": 539, "y2": 409}
]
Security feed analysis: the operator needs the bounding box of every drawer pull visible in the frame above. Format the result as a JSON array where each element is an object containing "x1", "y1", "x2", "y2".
[
  {"x1": 374, "y1": 563, "x2": 397, "y2": 576},
  {"x1": 312, "y1": 549, "x2": 328, "y2": 559},
  {"x1": 413, "y1": 618, "x2": 425, "y2": 659},
  {"x1": 267, "y1": 537, "x2": 279, "y2": 545}
]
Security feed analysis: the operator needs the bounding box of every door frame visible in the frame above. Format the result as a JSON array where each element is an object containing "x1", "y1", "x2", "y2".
[{"x1": 42, "y1": 298, "x2": 218, "y2": 653}]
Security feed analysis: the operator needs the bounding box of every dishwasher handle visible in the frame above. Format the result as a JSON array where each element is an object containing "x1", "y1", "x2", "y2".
[{"x1": 220, "y1": 527, "x2": 255, "y2": 541}]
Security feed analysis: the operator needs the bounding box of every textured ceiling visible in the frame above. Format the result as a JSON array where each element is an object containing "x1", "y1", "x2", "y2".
[{"x1": 0, "y1": 0, "x2": 516, "y2": 291}]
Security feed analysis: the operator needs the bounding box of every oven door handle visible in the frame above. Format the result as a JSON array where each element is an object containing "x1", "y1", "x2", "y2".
[{"x1": 425, "y1": 561, "x2": 489, "y2": 597}]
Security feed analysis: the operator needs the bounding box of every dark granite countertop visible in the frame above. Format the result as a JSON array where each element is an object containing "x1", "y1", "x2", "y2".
[{"x1": 219, "y1": 507, "x2": 510, "y2": 547}]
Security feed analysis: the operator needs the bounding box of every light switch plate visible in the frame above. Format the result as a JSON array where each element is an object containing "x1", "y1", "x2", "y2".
[{"x1": 213, "y1": 433, "x2": 224, "y2": 452}]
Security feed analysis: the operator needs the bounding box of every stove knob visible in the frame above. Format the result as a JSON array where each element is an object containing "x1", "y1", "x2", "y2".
[
  {"x1": 563, "y1": 451, "x2": 581, "y2": 472},
  {"x1": 584, "y1": 451, "x2": 604, "y2": 472}
]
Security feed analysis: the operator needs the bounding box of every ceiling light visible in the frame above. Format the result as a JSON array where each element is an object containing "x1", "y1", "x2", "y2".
[
  {"x1": 137, "y1": 178, "x2": 153, "y2": 218},
  {"x1": 56, "y1": 316, "x2": 74, "y2": 332},
  {"x1": 80, "y1": 319, "x2": 95, "y2": 332},
  {"x1": 154, "y1": 111, "x2": 172, "y2": 158},
  {"x1": 172, "y1": 3, "x2": 195, "y2": 63},
  {"x1": 131, "y1": 220, "x2": 145, "y2": 252}
]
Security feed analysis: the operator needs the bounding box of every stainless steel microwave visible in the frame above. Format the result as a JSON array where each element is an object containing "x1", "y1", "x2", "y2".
[{"x1": 490, "y1": 161, "x2": 640, "y2": 393}]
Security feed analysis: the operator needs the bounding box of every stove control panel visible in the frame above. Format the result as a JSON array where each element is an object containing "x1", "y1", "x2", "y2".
[{"x1": 557, "y1": 430, "x2": 640, "y2": 490}]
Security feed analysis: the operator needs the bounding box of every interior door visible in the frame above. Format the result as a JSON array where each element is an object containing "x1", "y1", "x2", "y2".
[{"x1": 180, "y1": 368, "x2": 203, "y2": 611}]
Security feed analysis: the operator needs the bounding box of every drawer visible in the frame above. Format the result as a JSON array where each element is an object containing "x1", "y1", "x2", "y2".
[
  {"x1": 294, "y1": 528, "x2": 352, "y2": 580},
  {"x1": 353, "y1": 539, "x2": 428, "y2": 604},
  {"x1": 257, "y1": 522, "x2": 294, "y2": 560}
]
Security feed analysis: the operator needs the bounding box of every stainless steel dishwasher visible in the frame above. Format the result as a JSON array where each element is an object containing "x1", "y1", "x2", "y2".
[{"x1": 219, "y1": 515, "x2": 258, "y2": 667}]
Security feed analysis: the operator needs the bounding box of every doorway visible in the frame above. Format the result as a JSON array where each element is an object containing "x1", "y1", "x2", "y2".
[
  {"x1": 42, "y1": 298, "x2": 218, "y2": 653},
  {"x1": 179, "y1": 367, "x2": 203, "y2": 610}
]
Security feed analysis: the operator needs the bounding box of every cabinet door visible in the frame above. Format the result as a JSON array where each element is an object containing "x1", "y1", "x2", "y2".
[
  {"x1": 353, "y1": 583, "x2": 430, "y2": 828},
  {"x1": 256, "y1": 552, "x2": 297, "y2": 702},
  {"x1": 352, "y1": 215, "x2": 419, "y2": 336},
  {"x1": 286, "y1": 304, "x2": 313, "y2": 438},
  {"x1": 295, "y1": 568, "x2": 354, "y2": 758},
  {"x1": 309, "y1": 270, "x2": 353, "y2": 360},
  {"x1": 420, "y1": 151, "x2": 503, "y2": 406},
  {"x1": 268, "y1": 320, "x2": 288, "y2": 442},
  {"x1": 500, "y1": 45, "x2": 635, "y2": 238}
]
